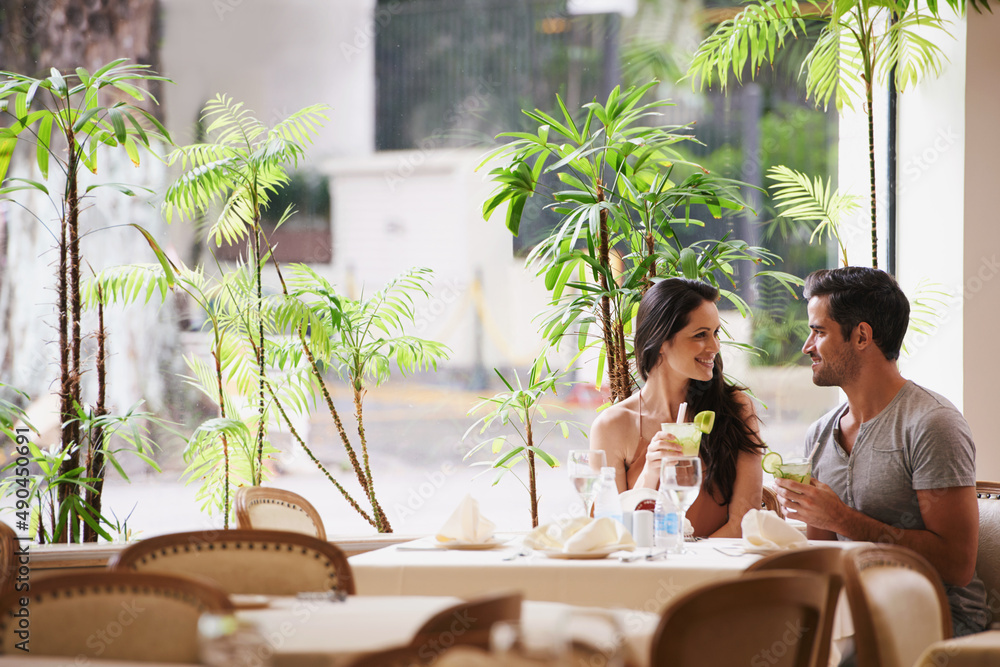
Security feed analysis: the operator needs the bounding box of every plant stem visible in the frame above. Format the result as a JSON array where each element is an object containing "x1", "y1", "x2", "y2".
[
  {"x1": 253, "y1": 227, "x2": 266, "y2": 484},
  {"x1": 353, "y1": 386, "x2": 391, "y2": 532},
  {"x1": 84, "y1": 286, "x2": 108, "y2": 543},
  {"x1": 57, "y1": 123, "x2": 83, "y2": 543},
  {"x1": 596, "y1": 180, "x2": 622, "y2": 402},
  {"x1": 266, "y1": 380, "x2": 379, "y2": 529},
  {"x1": 212, "y1": 343, "x2": 231, "y2": 530},
  {"x1": 525, "y1": 413, "x2": 538, "y2": 528}
]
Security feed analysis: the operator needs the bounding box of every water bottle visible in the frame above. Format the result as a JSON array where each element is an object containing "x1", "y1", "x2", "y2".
[
  {"x1": 592, "y1": 467, "x2": 623, "y2": 526},
  {"x1": 654, "y1": 489, "x2": 681, "y2": 550}
]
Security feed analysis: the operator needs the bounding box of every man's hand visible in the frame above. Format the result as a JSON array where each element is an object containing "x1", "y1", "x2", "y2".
[{"x1": 774, "y1": 477, "x2": 847, "y2": 534}]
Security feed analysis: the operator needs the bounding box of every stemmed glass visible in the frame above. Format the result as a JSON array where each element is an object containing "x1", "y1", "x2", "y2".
[
  {"x1": 567, "y1": 449, "x2": 607, "y2": 518},
  {"x1": 660, "y1": 456, "x2": 702, "y2": 553}
]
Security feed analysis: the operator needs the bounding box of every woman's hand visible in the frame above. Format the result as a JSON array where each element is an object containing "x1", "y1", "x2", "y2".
[{"x1": 637, "y1": 430, "x2": 685, "y2": 487}]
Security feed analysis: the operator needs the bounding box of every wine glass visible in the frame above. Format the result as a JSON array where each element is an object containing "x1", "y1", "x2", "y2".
[
  {"x1": 659, "y1": 456, "x2": 702, "y2": 553},
  {"x1": 567, "y1": 449, "x2": 606, "y2": 518}
]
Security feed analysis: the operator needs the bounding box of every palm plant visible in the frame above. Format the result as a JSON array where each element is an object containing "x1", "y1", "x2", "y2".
[
  {"x1": 480, "y1": 82, "x2": 799, "y2": 403},
  {"x1": 464, "y1": 360, "x2": 586, "y2": 528},
  {"x1": 152, "y1": 96, "x2": 328, "y2": 524},
  {"x1": 687, "y1": 0, "x2": 963, "y2": 268},
  {"x1": 0, "y1": 59, "x2": 170, "y2": 542},
  {"x1": 278, "y1": 265, "x2": 451, "y2": 533}
]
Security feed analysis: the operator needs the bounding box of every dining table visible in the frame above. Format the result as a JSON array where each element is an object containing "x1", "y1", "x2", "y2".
[{"x1": 348, "y1": 536, "x2": 776, "y2": 613}]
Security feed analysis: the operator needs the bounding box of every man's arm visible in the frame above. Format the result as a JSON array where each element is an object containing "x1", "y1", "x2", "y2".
[{"x1": 776, "y1": 478, "x2": 979, "y2": 586}]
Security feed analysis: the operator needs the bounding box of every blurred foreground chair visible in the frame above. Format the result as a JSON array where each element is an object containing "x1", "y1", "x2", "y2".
[
  {"x1": 976, "y1": 481, "x2": 1000, "y2": 625},
  {"x1": 746, "y1": 546, "x2": 847, "y2": 667},
  {"x1": 109, "y1": 529, "x2": 355, "y2": 596},
  {"x1": 410, "y1": 592, "x2": 523, "y2": 651},
  {"x1": 844, "y1": 543, "x2": 952, "y2": 667},
  {"x1": 762, "y1": 486, "x2": 785, "y2": 518},
  {"x1": 651, "y1": 570, "x2": 840, "y2": 667},
  {"x1": 0, "y1": 522, "x2": 18, "y2": 597},
  {"x1": 0, "y1": 571, "x2": 231, "y2": 662},
  {"x1": 349, "y1": 645, "x2": 496, "y2": 667},
  {"x1": 234, "y1": 486, "x2": 327, "y2": 540}
]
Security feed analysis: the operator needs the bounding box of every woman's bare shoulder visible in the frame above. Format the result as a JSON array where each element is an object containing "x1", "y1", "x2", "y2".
[{"x1": 590, "y1": 395, "x2": 640, "y2": 434}]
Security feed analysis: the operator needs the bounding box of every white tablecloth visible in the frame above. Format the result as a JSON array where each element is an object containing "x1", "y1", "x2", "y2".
[{"x1": 349, "y1": 537, "x2": 765, "y2": 613}]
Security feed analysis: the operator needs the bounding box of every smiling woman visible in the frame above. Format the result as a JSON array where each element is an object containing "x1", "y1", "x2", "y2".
[{"x1": 588, "y1": 278, "x2": 766, "y2": 538}]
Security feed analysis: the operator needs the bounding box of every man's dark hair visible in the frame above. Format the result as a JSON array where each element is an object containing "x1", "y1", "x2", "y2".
[{"x1": 803, "y1": 267, "x2": 910, "y2": 360}]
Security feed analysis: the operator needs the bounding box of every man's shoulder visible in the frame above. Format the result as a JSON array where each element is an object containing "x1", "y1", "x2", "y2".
[
  {"x1": 807, "y1": 401, "x2": 848, "y2": 435},
  {"x1": 900, "y1": 381, "x2": 961, "y2": 413}
]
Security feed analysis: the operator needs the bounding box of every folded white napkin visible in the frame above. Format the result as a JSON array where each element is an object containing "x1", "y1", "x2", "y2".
[
  {"x1": 741, "y1": 509, "x2": 808, "y2": 550},
  {"x1": 435, "y1": 494, "x2": 496, "y2": 543},
  {"x1": 523, "y1": 517, "x2": 635, "y2": 554}
]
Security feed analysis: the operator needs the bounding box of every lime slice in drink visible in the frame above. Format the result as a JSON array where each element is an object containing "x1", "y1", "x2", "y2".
[
  {"x1": 761, "y1": 451, "x2": 783, "y2": 475},
  {"x1": 693, "y1": 410, "x2": 715, "y2": 434}
]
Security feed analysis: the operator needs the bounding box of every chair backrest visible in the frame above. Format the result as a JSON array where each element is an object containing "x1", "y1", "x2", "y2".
[
  {"x1": 844, "y1": 544, "x2": 952, "y2": 667},
  {"x1": 109, "y1": 528, "x2": 355, "y2": 596},
  {"x1": 0, "y1": 522, "x2": 17, "y2": 598},
  {"x1": 745, "y1": 546, "x2": 847, "y2": 667},
  {"x1": 976, "y1": 481, "x2": 1000, "y2": 618},
  {"x1": 411, "y1": 592, "x2": 523, "y2": 652},
  {"x1": 652, "y1": 570, "x2": 840, "y2": 667},
  {"x1": 762, "y1": 486, "x2": 785, "y2": 518},
  {"x1": 234, "y1": 486, "x2": 327, "y2": 540},
  {"x1": 0, "y1": 571, "x2": 232, "y2": 662}
]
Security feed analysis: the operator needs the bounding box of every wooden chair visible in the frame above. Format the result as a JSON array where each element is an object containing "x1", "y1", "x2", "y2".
[
  {"x1": 746, "y1": 546, "x2": 847, "y2": 667},
  {"x1": 651, "y1": 570, "x2": 840, "y2": 667},
  {"x1": 234, "y1": 486, "x2": 327, "y2": 540},
  {"x1": 109, "y1": 528, "x2": 355, "y2": 596},
  {"x1": 410, "y1": 592, "x2": 522, "y2": 652},
  {"x1": 976, "y1": 481, "x2": 1000, "y2": 624},
  {"x1": 844, "y1": 543, "x2": 952, "y2": 667},
  {"x1": 0, "y1": 522, "x2": 18, "y2": 598},
  {"x1": 762, "y1": 486, "x2": 786, "y2": 518},
  {"x1": 0, "y1": 571, "x2": 232, "y2": 662}
]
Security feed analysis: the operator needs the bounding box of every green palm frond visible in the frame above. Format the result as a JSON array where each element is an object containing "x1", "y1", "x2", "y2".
[
  {"x1": 766, "y1": 165, "x2": 860, "y2": 263},
  {"x1": 879, "y1": 12, "x2": 952, "y2": 92},
  {"x1": 687, "y1": 0, "x2": 819, "y2": 92}
]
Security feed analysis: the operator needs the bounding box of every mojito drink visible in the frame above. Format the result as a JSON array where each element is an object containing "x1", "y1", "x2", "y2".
[{"x1": 660, "y1": 422, "x2": 703, "y2": 457}]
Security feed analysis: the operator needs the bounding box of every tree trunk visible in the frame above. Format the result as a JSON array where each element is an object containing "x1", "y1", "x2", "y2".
[{"x1": 0, "y1": 0, "x2": 162, "y2": 106}]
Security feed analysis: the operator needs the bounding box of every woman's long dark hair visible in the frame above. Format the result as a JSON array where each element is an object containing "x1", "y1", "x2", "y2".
[{"x1": 634, "y1": 278, "x2": 764, "y2": 505}]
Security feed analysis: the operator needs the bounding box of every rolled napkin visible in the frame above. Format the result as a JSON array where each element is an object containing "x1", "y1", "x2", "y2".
[
  {"x1": 435, "y1": 494, "x2": 496, "y2": 543},
  {"x1": 523, "y1": 517, "x2": 635, "y2": 554},
  {"x1": 741, "y1": 509, "x2": 808, "y2": 550}
]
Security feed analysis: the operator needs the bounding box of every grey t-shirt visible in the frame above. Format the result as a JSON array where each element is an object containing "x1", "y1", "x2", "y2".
[{"x1": 806, "y1": 380, "x2": 988, "y2": 632}]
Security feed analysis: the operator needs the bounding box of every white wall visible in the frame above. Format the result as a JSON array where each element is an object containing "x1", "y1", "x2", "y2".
[
  {"x1": 324, "y1": 149, "x2": 551, "y2": 369},
  {"x1": 896, "y1": 6, "x2": 967, "y2": 409}
]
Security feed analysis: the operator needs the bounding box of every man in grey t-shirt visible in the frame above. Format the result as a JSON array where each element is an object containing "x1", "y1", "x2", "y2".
[{"x1": 774, "y1": 267, "x2": 988, "y2": 636}]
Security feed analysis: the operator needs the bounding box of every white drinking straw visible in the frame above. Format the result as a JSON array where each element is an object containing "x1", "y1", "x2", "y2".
[{"x1": 676, "y1": 401, "x2": 688, "y2": 423}]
